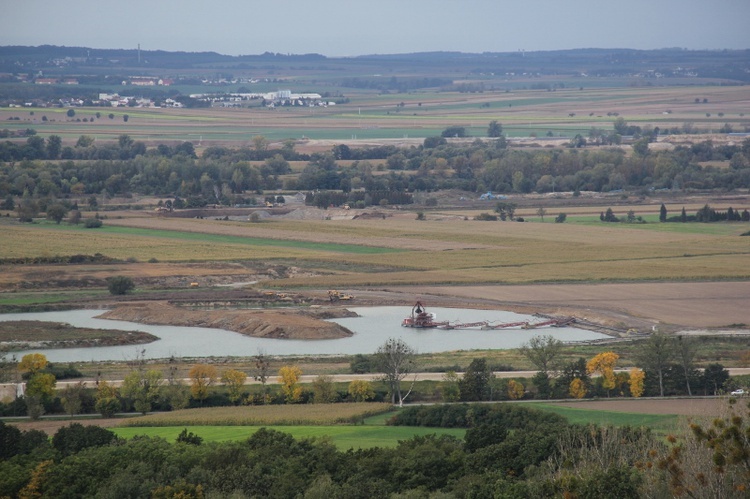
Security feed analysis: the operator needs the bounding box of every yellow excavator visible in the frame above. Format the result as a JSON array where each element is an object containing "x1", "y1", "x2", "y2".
[{"x1": 328, "y1": 290, "x2": 354, "y2": 302}]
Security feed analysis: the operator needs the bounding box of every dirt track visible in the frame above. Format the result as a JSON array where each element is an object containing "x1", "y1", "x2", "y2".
[{"x1": 401, "y1": 281, "x2": 750, "y2": 329}]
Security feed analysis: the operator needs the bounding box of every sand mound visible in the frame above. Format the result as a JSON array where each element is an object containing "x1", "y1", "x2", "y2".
[{"x1": 97, "y1": 302, "x2": 353, "y2": 340}]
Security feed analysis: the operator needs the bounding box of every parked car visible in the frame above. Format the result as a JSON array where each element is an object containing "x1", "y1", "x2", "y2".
[{"x1": 730, "y1": 389, "x2": 746, "y2": 396}]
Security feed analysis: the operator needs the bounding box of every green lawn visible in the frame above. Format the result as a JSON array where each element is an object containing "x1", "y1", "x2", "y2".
[
  {"x1": 113, "y1": 424, "x2": 466, "y2": 450},
  {"x1": 522, "y1": 403, "x2": 678, "y2": 433}
]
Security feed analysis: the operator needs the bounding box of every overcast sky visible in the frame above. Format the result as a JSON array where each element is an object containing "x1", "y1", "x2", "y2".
[{"x1": 2, "y1": 0, "x2": 748, "y2": 57}]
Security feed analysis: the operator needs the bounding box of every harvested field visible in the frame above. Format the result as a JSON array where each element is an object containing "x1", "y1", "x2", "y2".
[
  {"x1": 408, "y1": 282, "x2": 750, "y2": 328},
  {"x1": 98, "y1": 302, "x2": 353, "y2": 340},
  {"x1": 8, "y1": 418, "x2": 127, "y2": 436},
  {"x1": 118, "y1": 402, "x2": 393, "y2": 426},
  {"x1": 547, "y1": 397, "x2": 734, "y2": 417}
]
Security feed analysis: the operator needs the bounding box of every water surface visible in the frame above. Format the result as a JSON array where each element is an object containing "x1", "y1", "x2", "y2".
[{"x1": 0, "y1": 307, "x2": 608, "y2": 362}]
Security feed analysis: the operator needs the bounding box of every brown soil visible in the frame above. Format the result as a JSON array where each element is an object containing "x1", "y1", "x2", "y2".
[
  {"x1": 97, "y1": 301, "x2": 353, "y2": 340},
  {"x1": 399, "y1": 282, "x2": 750, "y2": 329}
]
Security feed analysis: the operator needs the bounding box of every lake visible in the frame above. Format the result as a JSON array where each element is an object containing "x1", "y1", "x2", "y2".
[{"x1": 0, "y1": 307, "x2": 608, "y2": 362}]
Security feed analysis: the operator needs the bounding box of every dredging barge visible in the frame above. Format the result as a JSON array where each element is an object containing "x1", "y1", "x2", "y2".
[{"x1": 401, "y1": 301, "x2": 574, "y2": 330}]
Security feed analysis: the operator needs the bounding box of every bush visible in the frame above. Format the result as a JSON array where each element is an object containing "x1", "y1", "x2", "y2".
[
  {"x1": 176, "y1": 428, "x2": 203, "y2": 445},
  {"x1": 83, "y1": 218, "x2": 102, "y2": 228},
  {"x1": 474, "y1": 213, "x2": 498, "y2": 221},
  {"x1": 106, "y1": 276, "x2": 134, "y2": 295},
  {"x1": 52, "y1": 423, "x2": 118, "y2": 456}
]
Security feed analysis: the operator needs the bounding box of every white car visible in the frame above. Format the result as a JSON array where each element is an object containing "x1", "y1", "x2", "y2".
[{"x1": 730, "y1": 389, "x2": 746, "y2": 396}]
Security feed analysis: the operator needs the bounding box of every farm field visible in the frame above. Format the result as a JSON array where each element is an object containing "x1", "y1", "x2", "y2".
[
  {"x1": 2, "y1": 84, "x2": 749, "y2": 147},
  {"x1": 1, "y1": 194, "x2": 749, "y2": 331},
  {"x1": 111, "y1": 424, "x2": 467, "y2": 450}
]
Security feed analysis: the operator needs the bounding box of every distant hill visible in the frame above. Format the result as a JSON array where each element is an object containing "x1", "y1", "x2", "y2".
[{"x1": 1, "y1": 45, "x2": 748, "y2": 83}]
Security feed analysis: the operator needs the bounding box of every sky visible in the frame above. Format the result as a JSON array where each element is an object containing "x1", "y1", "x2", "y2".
[{"x1": 1, "y1": 0, "x2": 749, "y2": 57}]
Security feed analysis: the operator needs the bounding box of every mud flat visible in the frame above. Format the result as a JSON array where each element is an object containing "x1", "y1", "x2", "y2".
[
  {"x1": 97, "y1": 302, "x2": 353, "y2": 340},
  {"x1": 0, "y1": 320, "x2": 158, "y2": 351}
]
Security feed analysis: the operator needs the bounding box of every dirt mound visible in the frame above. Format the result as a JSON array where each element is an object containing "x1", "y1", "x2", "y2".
[{"x1": 97, "y1": 302, "x2": 353, "y2": 340}]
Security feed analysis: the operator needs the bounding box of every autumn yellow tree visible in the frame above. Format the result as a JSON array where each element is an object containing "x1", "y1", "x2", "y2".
[
  {"x1": 18, "y1": 353, "x2": 55, "y2": 420},
  {"x1": 18, "y1": 353, "x2": 48, "y2": 374},
  {"x1": 221, "y1": 369, "x2": 247, "y2": 404},
  {"x1": 189, "y1": 364, "x2": 218, "y2": 404},
  {"x1": 278, "y1": 365, "x2": 303, "y2": 403},
  {"x1": 629, "y1": 368, "x2": 645, "y2": 398},
  {"x1": 348, "y1": 380, "x2": 375, "y2": 402},
  {"x1": 587, "y1": 351, "x2": 620, "y2": 394},
  {"x1": 507, "y1": 379, "x2": 525, "y2": 400},
  {"x1": 569, "y1": 378, "x2": 587, "y2": 399}
]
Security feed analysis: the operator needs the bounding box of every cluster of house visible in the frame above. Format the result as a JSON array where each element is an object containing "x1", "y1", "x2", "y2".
[
  {"x1": 189, "y1": 90, "x2": 333, "y2": 108},
  {"x1": 97, "y1": 93, "x2": 183, "y2": 108}
]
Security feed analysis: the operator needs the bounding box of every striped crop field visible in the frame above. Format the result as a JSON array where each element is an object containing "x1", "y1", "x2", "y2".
[{"x1": 2, "y1": 210, "x2": 748, "y2": 287}]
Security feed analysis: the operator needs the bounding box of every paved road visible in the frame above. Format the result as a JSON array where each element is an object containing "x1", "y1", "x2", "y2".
[{"x1": 3, "y1": 368, "x2": 749, "y2": 398}]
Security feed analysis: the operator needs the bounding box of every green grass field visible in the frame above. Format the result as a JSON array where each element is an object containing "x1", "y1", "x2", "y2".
[
  {"x1": 522, "y1": 403, "x2": 679, "y2": 433},
  {"x1": 112, "y1": 424, "x2": 466, "y2": 449}
]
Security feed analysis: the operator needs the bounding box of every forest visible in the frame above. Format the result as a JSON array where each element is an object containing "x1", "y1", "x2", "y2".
[{"x1": 1, "y1": 400, "x2": 748, "y2": 498}]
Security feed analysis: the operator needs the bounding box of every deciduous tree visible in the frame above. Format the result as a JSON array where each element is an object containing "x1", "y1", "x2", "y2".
[
  {"x1": 95, "y1": 380, "x2": 120, "y2": 417},
  {"x1": 520, "y1": 335, "x2": 563, "y2": 373},
  {"x1": 459, "y1": 358, "x2": 493, "y2": 401},
  {"x1": 278, "y1": 365, "x2": 302, "y2": 403},
  {"x1": 347, "y1": 380, "x2": 374, "y2": 402},
  {"x1": 636, "y1": 332, "x2": 672, "y2": 397},
  {"x1": 507, "y1": 379, "x2": 525, "y2": 400},
  {"x1": 106, "y1": 276, "x2": 134, "y2": 295},
  {"x1": 628, "y1": 368, "x2": 645, "y2": 398},
  {"x1": 18, "y1": 353, "x2": 48, "y2": 374},
  {"x1": 587, "y1": 352, "x2": 619, "y2": 394},
  {"x1": 441, "y1": 371, "x2": 461, "y2": 402},
  {"x1": 311, "y1": 375, "x2": 337, "y2": 403},
  {"x1": 487, "y1": 120, "x2": 503, "y2": 137},
  {"x1": 221, "y1": 369, "x2": 247, "y2": 404},
  {"x1": 569, "y1": 378, "x2": 587, "y2": 399},
  {"x1": 188, "y1": 364, "x2": 218, "y2": 404},
  {"x1": 121, "y1": 369, "x2": 163, "y2": 414},
  {"x1": 374, "y1": 338, "x2": 416, "y2": 406},
  {"x1": 46, "y1": 203, "x2": 68, "y2": 224}
]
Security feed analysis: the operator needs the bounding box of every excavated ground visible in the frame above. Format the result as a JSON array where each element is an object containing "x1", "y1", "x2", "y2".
[{"x1": 97, "y1": 301, "x2": 354, "y2": 340}]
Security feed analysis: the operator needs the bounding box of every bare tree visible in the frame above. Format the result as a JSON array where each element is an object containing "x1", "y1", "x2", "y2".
[
  {"x1": 374, "y1": 338, "x2": 416, "y2": 406},
  {"x1": 252, "y1": 349, "x2": 271, "y2": 386},
  {"x1": 537, "y1": 206, "x2": 547, "y2": 222},
  {"x1": 675, "y1": 335, "x2": 696, "y2": 396}
]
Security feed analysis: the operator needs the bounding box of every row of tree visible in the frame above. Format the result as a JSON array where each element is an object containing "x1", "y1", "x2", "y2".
[{"x1": 2, "y1": 133, "x2": 750, "y2": 214}]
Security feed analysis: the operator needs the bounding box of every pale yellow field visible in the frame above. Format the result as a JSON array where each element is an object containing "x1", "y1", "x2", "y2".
[{"x1": 1, "y1": 211, "x2": 747, "y2": 288}]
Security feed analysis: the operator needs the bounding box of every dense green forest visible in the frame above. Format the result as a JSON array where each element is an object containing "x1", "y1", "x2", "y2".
[{"x1": 2, "y1": 400, "x2": 748, "y2": 498}]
